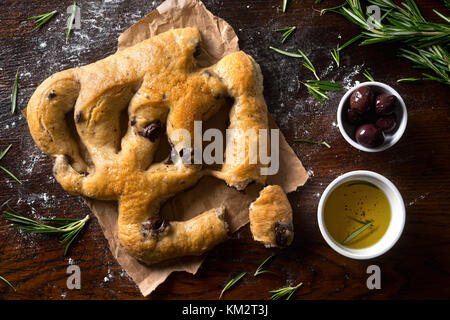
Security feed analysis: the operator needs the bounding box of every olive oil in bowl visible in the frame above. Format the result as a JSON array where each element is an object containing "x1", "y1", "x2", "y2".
[{"x1": 324, "y1": 180, "x2": 391, "y2": 249}]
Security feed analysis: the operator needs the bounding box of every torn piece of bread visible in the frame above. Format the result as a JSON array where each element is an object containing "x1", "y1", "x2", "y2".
[{"x1": 249, "y1": 185, "x2": 294, "y2": 248}]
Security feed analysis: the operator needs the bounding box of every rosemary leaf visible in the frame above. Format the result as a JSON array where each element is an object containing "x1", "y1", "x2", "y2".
[
  {"x1": 331, "y1": 46, "x2": 340, "y2": 66},
  {"x1": 0, "y1": 166, "x2": 22, "y2": 184},
  {"x1": 2, "y1": 209, "x2": 89, "y2": 256},
  {"x1": 307, "y1": 86, "x2": 326, "y2": 104},
  {"x1": 316, "y1": 3, "x2": 346, "y2": 16},
  {"x1": 66, "y1": 1, "x2": 77, "y2": 44},
  {"x1": 220, "y1": 272, "x2": 246, "y2": 299},
  {"x1": 339, "y1": 34, "x2": 364, "y2": 51},
  {"x1": 363, "y1": 69, "x2": 375, "y2": 81},
  {"x1": 0, "y1": 144, "x2": 22, "y2": 183},
  {"x1": 254, "y1": 253, "x2": 279, "y2": 276},
  {"x1": 297, "y1": 49, "x2": 319, "y2": 80},
  {"x1": 0, "y1": 145, "x2": 12, "y2": 160},
  {"x1": 28, "y1": 10, "x2": 57, "y2": 29},
  {"x1": 282, "y1": 0, "x2": 288, "y2": 13},
  {"x1": 397, "y1": 77, "x2": 421, "y2": 82},
  {"x1": 294, "y1": 138, "x2": 331, "y2": 148},
  {"x1": 342, "y1": 221, "x2": 374, "y2": 244},
  {"x1": 276, "y1": 26, "x2": 296, "y2": 43},
  {"x1": 269, "y1": 46, "x2": 302, "y2": 58},
  {"x1": 0, "y1": 275, "x2": 16, "y2": 291},
  {"x1": 269, "y1": 282, "x2": 303, "y2": 300},
  {"x1": 11, "y1": 68, "x2": 19, "y2": 114}
]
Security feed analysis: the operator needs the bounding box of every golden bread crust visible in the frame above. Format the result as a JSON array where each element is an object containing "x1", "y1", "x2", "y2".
[
  {"x1": 26, "y1": 28, "x2": 269, "y2": 265},
  {"x1": 249, "y1": 185, "x2": 294, "y2": 248}
]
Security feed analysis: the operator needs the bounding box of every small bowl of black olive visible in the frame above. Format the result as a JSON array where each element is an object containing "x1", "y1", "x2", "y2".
[{"x1": 337, "y1": 82, "x2": 407, "y2": 152}]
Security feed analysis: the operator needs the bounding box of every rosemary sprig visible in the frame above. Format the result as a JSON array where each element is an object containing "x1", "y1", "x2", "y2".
[
  {"x1": 269, "y1": 47, "x2": 319, "y2": 79},
  {"x1": 2, "y1": 208, "x2": 89, "y2": 256},
  {"x1": 11, "y1": 68, "x2": 19, "y2": 114},
  {"x1": 398, "y1": 46, "x2": 449, "y2": 84},
  {"x1": 220, "y1": 272, "x2": 246, "y2": 299},
  {"x1": 363, "y1": 69, "x2": 375, "y2": 81},
  {"x1": 297, "y1": 49, "x2": 320, "y2": 80},
  {"x1": 319, "y1": 0, "x2": 450, "y2": 84},
  {"x1": 306, "y1": 80, "x2": 344, "y2": 91},
  {"x1": 276, "y1": 26, "x2": 296, "y2": 43},
  {"x1": 28, "y1": 10, "x2": 57, "y2": 29},
  {"x1": 302, "y1": 80, "x2": 344, "y2": 104},
  {"x1": 282, "y1": 0, "x2": 288, "y2": 13},
  {"x1": 269, "y1": 282, "x2": 303, "y2": 300},
  {"x1": 254, "y1": 253, "x2": 279, "y2": 276},
  {"x1": 331, "y1": 45, "x2": 340, "y2": 66},
  {"x1": 0, "y1": 145, "x2": 21, "y2": 184},
  {"x1": 342, "y1": 221, "x2": 374, "y2": 244},
  {"x1": 0, "y1": 275, "x2": 16, "y2": 291},
  {"x1": 66, "y1": 0, "x2": 77, "y2": 44},
  {"x1": 294, "y1": 138, "x2": 331, "y2": 148},
  {"x1": 269, "y1": 47, "x2": 344, "y2": 103}
]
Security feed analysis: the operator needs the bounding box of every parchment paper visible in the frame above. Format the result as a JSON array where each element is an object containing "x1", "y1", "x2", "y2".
[{"x1": 85, "y1": 0, "x2": 309, "y2": 296}]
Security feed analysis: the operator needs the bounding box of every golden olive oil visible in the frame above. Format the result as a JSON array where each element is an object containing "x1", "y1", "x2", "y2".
[{"x1": 324, "y1": 181, "x2": 391, "y2": 249}]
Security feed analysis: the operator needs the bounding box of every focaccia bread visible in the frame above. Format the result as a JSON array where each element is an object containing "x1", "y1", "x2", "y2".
[
  {"x1": 26, "y1": 28, "x2": 269, "y2": 265},
  {"x1": 249, "y1": 185, "x2": 294, "y2": 248}
]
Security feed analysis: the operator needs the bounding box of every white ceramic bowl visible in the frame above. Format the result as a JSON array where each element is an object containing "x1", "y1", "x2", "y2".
[
  {"x1": 317, "y1": 170, "x2": 405, "y2": 259},
  {"x1": 337, "y1": 81, "x2": 407, "y2": 152}
]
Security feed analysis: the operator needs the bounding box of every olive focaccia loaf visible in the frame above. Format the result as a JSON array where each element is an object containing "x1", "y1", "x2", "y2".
[
  {"x1": 26, "y1": 27, "x2": 270, "y2": 265},
  {"x1": 249, "y1": 185, "x2": 294, "y2": 248}
]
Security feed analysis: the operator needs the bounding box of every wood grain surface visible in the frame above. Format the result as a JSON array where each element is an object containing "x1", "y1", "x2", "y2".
[{"x1": 0, "y1": 0, "x2": 449, "y2": 300}]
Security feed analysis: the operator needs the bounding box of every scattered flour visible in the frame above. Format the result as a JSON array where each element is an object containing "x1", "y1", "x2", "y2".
[
  {"x1": 103, "y1": 268, "x2": 114, "y2": 283},
  {"x1": 408, "y1": 193, "x2": 430, "y2": 207},
  {"x1": 343, "y1": 64, "x2": 364, "y2": 89}
]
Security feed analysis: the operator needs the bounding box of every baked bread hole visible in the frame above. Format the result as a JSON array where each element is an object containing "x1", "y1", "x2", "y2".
[
  {"x1": 64, "y1": 109, "x2": 94, "y2": 173},
  {"x1": 200, "y1": 95, "x2": 234, "y2": 171},
  {"x1": 117, "y1": 107, "x2": 130, "y2": 153},
  {"x1": 152, "y1": 132, "x2": 172, "y2": 164}
]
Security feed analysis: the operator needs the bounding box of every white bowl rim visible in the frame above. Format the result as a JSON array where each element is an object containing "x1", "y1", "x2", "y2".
[
  {"x1": 337, "y1": 81, "x2": 408, "y2": 152},
  {"x1": 317, "y1": 170, "x2": 405, "y2": 260}
]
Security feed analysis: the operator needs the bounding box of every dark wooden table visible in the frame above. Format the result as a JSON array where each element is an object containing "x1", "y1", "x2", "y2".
[{"x1": 0, "y1": 0, "x2": 449, "y2": 300}]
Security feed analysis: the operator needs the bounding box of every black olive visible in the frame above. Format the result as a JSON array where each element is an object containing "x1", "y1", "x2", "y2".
[
  {"x1": 140, "y1": 120, "x2": 163, "y2": 142},
  {"x1": 142, "y1": 217, "x2": 169, "y2": 236},
  {"x1": 349, "y1": 86, "x2": 374, "y2": 115},
  {"x1": 375, "y1": 114, "x2": 397, "y2": 133},
  {"x1": 275, "y1": 223, "x2": 288, "y2": 247},
  {"x1": 355, "y1": 123, "x2": 384, "y2": 147},
  {"x1": 375, "y1": 94, "x2": 397, "y2": 115},
  {"x1": 346, "y1": 108, "x2": 361, "y2": 124}
]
